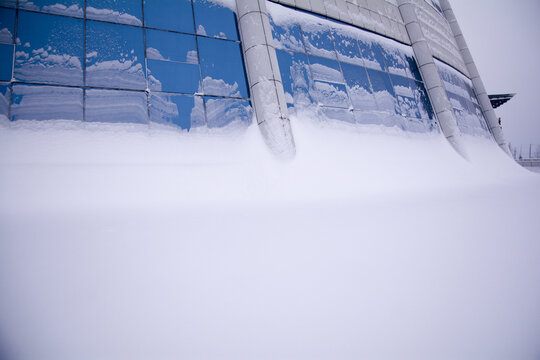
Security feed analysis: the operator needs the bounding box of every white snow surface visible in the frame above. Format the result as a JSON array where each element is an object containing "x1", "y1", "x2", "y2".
[{"x1": 0, "y1": 116, "x2": 539, "y2": 360}]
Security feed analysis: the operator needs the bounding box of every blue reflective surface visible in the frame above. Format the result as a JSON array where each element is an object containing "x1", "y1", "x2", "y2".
[
  {"x1": 411, "y1": 80, "x2": 434, "y2": 120},
  {"x1": 205, "y1": 96, "x2": 251, "y2": 128},
  {"x1": 150, "y1": 93, "x2": 205, "y2": 130},
  {"x1": 276, "y1": 49, "x2": 312, "y2": 105},
  {"x1": 0, "y1": 43, "x2": 12, "y2": 81},
  {"x1": 341, "y1": 62, "x2": 376, "y2": 110},
  {"x1": 146, "y1": 29, "x2": 197, "y2": 63},
  {"x1": 194, "y1": 0, "x2": 238, "y2": 40},
  {"x1": 301, "y1": 22, "x2": 336, "y2": 60},
  {"x1": 0, "y1": 82, "x2": 9, "y2": 118},
  {"x1": 198, "y1": 37, "x2": 248, "y2": 98},
  {"x1": 144, "y1": 0, "x2": 193, "y2": 33},
  {"x1": 19, "y1": 0, "x2": 84, "y2": 17},
  {"x1": 382, "y1": 46, "x2": 409, "y2": 78},
  {"x1": 270, "y1": 16, "x2": 305, "y2": 53},
  {"x1": 0, "y1": 7, "x2": 15, "y2": 44},
  {"x1": 390, "y1": 74, "x2": 418, "y2": 118},
  {"x1": 86, "y1": 21, "x2": 145, "y2": 90},
  {"x1": 86, "y1": 89, "x2": 147, "y2": 123},
  {"x1": 357, "y1": 39, "x2": 386, "y2": 71},
  {"x1": 147, "y1": 59, "x2": 199, "y2": 93},
  {"x1": 367, "y1": 68, "x2": 396, "y2": 114},
  {"x1": 332, "y1": 27, "x2": 363, "y2": 65},
  {"x1": 0, "y1": 0, "x2": 17, "y2": 8},
  {"x1": 311, "y1": 81, "x2": 350, "y2": 108},
  {"x1": 86, "y1": 0, "x2": 142, "y2": 26},
  {"x1": 11, "y1": 84, "x2": 83, "y2": 120},
  {"x1": 309, "y1": 56, "x2": 344, "y2": 83},
  {"x1": 14, "y1": 11, "x2": 83, "y2": 85}
]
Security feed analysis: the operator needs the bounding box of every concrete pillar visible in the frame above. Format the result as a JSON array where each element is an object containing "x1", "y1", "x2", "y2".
[
  {"x1": 236, "y1": 0, "x2": 296, "y2": 159},
  {"x1": 397, "y1": 0, "x2": 467, "y2": 159},
  {"x1": 439, "y1": 0, "x2": 510, "y2": 155}
]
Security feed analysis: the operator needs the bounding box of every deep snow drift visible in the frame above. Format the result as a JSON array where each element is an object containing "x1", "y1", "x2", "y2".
[{"x1": 0, "y1": 117, "x2": 539, "y2": 360}]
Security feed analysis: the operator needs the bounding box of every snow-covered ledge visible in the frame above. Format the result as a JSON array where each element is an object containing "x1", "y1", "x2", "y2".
[
  {"x1": 236, "y1": 0, "x2": 296, "y2": 159},
  {"x1": 439, "y1": 0, "x2": 510, "y2": 155},
  {"x1": 397, "y1": 0, "x2": 467, "y2": 159}
]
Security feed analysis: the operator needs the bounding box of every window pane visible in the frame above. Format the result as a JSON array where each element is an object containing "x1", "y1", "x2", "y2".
[
  {"x1": 0, "y1": 0, "x2": 17, "y2": 8},
  {"x1": 0, "y1": 7, "x2": 15, "y2": 44},
  {"x1": 147, "y1": 59, "x2": 199, "y2": 93},
  {"x1": 144, "y1": 0, "x2": 194, "y2": 33},
  {"x1": 205, "y1": 96, "x2": 252, "y2": 128},
  {"x1": 320, "y1": 106, "x2": 354, "y2": 123},
  {"x1": 14, "y1": 11, "x2": 83, "y2": 86},
  {"x1": 145, "y1": 29, "x2": 197, "y2": 63},
  {"x1": 405, "y1": 54, "x2": 422, "y2": 81},
  {"x1": 0, "y1": 82, "x2": 9, "y2": 119},
  {"x1": 269, "y1": 14, "x2": 305, "y2": 53},
  {"x1": 19, "y1": 0, "x2": 84, "y2": 18},
  {"x1": 198, "y1": 37, "x2": 248, "y2": 98},
  {"x1": 309, "y1": 56, "x2": 344, "y2": 84},
  {"x1": 193, "y1": 0, "x2": 238, "y2": 40},
  {"x1": 150, "y1": 93, "x2": 205, "y2": 130},
  {"x1": 411, "y1": 80, "x2": 434, "y2": 120},
  {"x1": 86, "y1": 21, "x2": 145, "y2": 90},
  {"x1": 86, "y1": 89, "x2": 147, "y2": 124},
  {"x1": 367, "y1": 68, "x2": 396, "y2": 114},
  {"x1": 390, "y1": 74, "x2": 419, "y2": 118},
  {"x1": 0, "y1": 43, "x2": 12, "y2": 81},
  {"x1": 86, "y1": 0, "x2": 142, "y2": 26},
  {"x1": 341, "y1": 62, "x2": 377, "y2": 111},
  {"x1": 331, "y1": 26, "x2": 363, "y2": 65},
  {"x1": 381, "y1": 45, "x2": 409, "y2": 78},
  {"x1": 276, "y1": 49, "x2": 312, "y2": 105},
  {"x1": 11, "y1": 84, "x2": 82, "y2": 121},
  {"x1": 311, "y1": 80, "x2": 350, "y2": 108},
  {"x1": 300, "y1": 21, "x2": 336, "y2": 60},
  {"x1": 357, "y1": 37, "x2": 386, "y2": 71}
]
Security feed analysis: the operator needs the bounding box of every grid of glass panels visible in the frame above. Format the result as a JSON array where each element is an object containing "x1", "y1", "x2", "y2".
[
  {"x1": 435, "y1": 60, "x2": 491, "y2": 138},
  {"x1": 268, "y1": 2, "x2": 436, "y2": 133},
  {"x1": 0, "y1": 0, "x2": 251, "y2": 130}
]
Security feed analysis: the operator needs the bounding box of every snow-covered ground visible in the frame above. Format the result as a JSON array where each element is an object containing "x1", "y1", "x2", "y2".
[{"x1": 0, "y1": 117, "x2": 539, "y2": 360}]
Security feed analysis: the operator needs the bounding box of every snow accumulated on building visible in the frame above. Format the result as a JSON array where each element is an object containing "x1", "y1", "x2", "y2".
[{"x1": 0, "y1": 0, "x2": 508, "y2": 157}]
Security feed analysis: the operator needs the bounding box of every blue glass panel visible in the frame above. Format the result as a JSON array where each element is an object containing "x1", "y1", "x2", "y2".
[
  {"x1": 309, "y1": 56, "x2": 344, "y2": 83},
  {"x1": 0, "y1": 0, "x2": 17, "y2": 8},
  {"x1": 405, "y1": 54, "x2": 422, "y2": 81},
  {"x1": 0, "y1": 82, "x2": 9, "y2": 118},
  {"x1": 86, "y1": 89, "x2": 148, "y2": 123},
  {"x1": 311, "y1": 80, "x2": 350, "y2": 108},
  {"x1": 357, "y1": 37, "x2": 386, "y2": 71},
  {"x1": 0, "y1": 43, "x2": 12, "y2": 81},
  {"x1": 367, "y1": 68, "x2": 397, "y2": 114},
  {"x1": 145, "y1": 29, "x2": 197, "y2": 63},
  {"x1": 331, "y1": 27, "x2": 363, "y2": 66},
  {"x1": 300, "y1": 21, "x2": 336, "y2": 60},
  {"x1": 11, "y1": 84, "x2": 82, "y2": 121},
  {"x1": 193, "y1": 0, "x2": 238, "y2": 41},
  {"x1": 86, "y1": 21, "x2": 145, "y2": 90},
  {"x1": 0, "y1": 7, "x2": 15, "y2": 44},
  {"x1": 320, "y1": 106, "x2": 354, "y2": 123},
  {"x1": 390, "y1": 74, "x2": 419, "y2": 118},
  {"x1": 381, "y1": 45, "x2": 409, "y2": 78},
  {"x1": 14, "y1": 11, "x2": 83, "y2": 86},
  {"x1": 198, "y1": 37, "x2": 248, "y2": 98},
  {"x1": 412, "y1": 80, "x2": 434, "y2": 120},
  {"x1": 150, "y1": 93, "x2": 205, "y2": 130},
  {"x1": 147, "y1": 59, "x2": 199, "y2": 93},
  {"x1": 269, "y1": 14, "x2": 305, "y2": 53},
  {"x1": 19, "y1": 0, "x2": 84, "y2": 17},
  {"x1": 205, "y1": 96, "x2": 252, "y2": 128},
  {"x1": 144, "y1": 0, "x2": 194, "y2": 33},
  {"x1": 341, "y1": 62, "x2": 376, "y2": 111},
  {"x1": 86, "y1": 0, "x2": 142, "y2": 26},
  {"x1": 276, "y1": 49, "x2": 312, "y2": 105}
]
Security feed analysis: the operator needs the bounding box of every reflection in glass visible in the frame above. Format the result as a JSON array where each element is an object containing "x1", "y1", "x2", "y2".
[
  {"x1": 276, "y1": 49, "x2": 311, "y2": 105},
  {"x1": 321, "y1": 106, "x2": 354, "y2": 123},
  {"x1": 390, "y1": 74, "x2": 419, "y2": 118},
  {"x1": 205, "y1": 96, "x2": 252, "y2": 128},
  {"x1": 300, "y1": 21, "x2": 336, "y2": 60},
  {"x1": 0, "y1": 8, "x2": 15, "y2": 44},
  {"x1": 0, "y1": 0, "x2": 17, "y2": 7},
  {"x1": 269, "y1": 14, "x2": 305, "y2": 53},
  {"x1": 367, "y1": 68, "x2": 396, "y2": 114},
  {"x1": 405, "y1": 54, "x2": 422, "y2": 81},
  {"x1": 412, "y1": 80, "x2": 434, "y2": 120},
  {"x1": 19, "y1": 0, "x2": 84, "y2": 18},
  {"x1": 309, "y1": 56, "x2": 344, "y2": 84},
  {"x1": 341, "y1": 62, "x2": 376, "y2": 111},
  {"x1": 150, "y1": 93, "x2": 205, "y2": 130},
  {"x1": 11, "y1": 84, "x2": 83, "y2": 121},
  {"x1": 357, "y1": 37, "x2": 386, "y2": 71},
  {"x1": 144, "y1": 0, "x2": 194, "y2": 33},
  {"x1": 198, "y1": 37, "x2": 248, "y2": 98},
  {"x1": 0, "y1": 43, "x2": 13, "y2": 81},
  {"x1": 0, "y1": 82, "x2": 9, "y2": 118},
  {"x1": 14, "y1": 11, "x2": 83, "y2": 86},
  {"x1": 147, "y1": 59, "x2": 199, "y2": 93},
  {"x1": 145, "y1": 30, "x2": 197, "y2": 63},
  {"x1": 311, "y1": 80, "x2": 350, "y2": 108},
  {"x1": 193, "y1": 0, "x2": 238, "y2": 40},
  {"x1": 86, "y1": 0, "x2": 142, "y2": 26},
  {"x1": 86, "y1": 89, "x2": 147, "y2": 123},
  {"x1": 381, "y1": 45, "x2": 409, "y2": 78},
  {"x1": 86, "y1": 21, "x2": 145, "y2": 90},
  {"x1": 331, "y1": 26, "x2": 363, "y2": 66}
]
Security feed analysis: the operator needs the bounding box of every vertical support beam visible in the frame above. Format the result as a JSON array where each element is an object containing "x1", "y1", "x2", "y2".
[
  {"x1": 439, "y1": 0, "x2": 510, "y2": 155},
  {"x1": 397, "y1": 0, "x2": 467, "y2": 159},
  {"x1": 236, "y1": 0, "x2": 296, "y2": 159}
]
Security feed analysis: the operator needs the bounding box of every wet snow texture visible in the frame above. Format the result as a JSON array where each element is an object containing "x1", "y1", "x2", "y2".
[{"x1": 0, "y1": 118, "x2": 539, "y2": 360}]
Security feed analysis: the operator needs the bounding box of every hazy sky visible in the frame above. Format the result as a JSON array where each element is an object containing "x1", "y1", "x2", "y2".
[{"x1": 450, "y1": 0, "x2": 540, "y2": 149}]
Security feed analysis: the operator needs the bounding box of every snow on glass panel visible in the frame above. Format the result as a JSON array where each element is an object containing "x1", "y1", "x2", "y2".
[
  {"x1": 194, "y1": 0, "x2": 238, "y2": 40},
  {"x1": 86, "y1": 0, "x2": 142, "y2": 26},
  {"x1": 19, "y1": 0, "x2": 84, "y2": 18},
  {"x1": 267, "y1": 1, "x2": 436, "y2": 133},
  {"x1": 14, "y1": 11, "x2": 83, "y2": 86},
  {"x1": 86, "y1": 89, "x2": 147, "y2": 124},
  {"x1": 205, "y1": 96, "x2": 251, "y2": 128},
  {"x1": 144, "y1": 0, "x2": 194, "y2": 33},
  {"x1": 11, "y1": 84, "x2": 83, "y2": 121},
  {"x1": 0, "y1": 7, "x2": 15, "y2": 44},
  {"x1": 0, "y1": 82, "x2": 10, "y2": 118},
  {"x1": 86, "y1": 21, "x2": 146, "y2": 90},
  {"x1": 150, "y1": 93, "x2": 205, "y2": 130}
]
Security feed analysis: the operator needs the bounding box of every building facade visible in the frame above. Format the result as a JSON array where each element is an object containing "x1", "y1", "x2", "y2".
[{"x1": 0, "y1": 0, "x2": 508, "y2": 157}]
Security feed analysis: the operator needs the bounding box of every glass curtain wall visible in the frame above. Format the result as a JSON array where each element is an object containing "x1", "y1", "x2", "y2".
[
  {"x1": 0, "y1": 0, "x2": 251, "y2": 130},
  {"x1": 268, "y1": 2, "x2": 437, "y2": 133}
]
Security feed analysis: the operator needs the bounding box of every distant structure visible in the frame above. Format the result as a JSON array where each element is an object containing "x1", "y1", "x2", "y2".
[
  {"x1": 0, "y1": 0, "x2": 510, "y2": 157},
  {"x1": 489, "y1": 94, "x2": 516, "y2": 109}
]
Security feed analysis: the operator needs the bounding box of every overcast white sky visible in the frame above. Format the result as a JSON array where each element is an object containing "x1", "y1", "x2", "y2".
[{"x1": 450, "y1": 0, "x2": 540, "y2": 150}]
